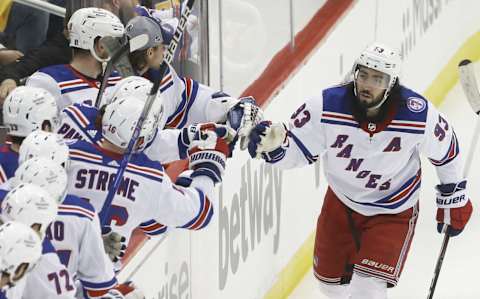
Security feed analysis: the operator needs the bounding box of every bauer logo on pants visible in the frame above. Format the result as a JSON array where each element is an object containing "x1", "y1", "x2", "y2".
[{"x1": 360, "y1": 259, "x2": 394, "y2": 273}]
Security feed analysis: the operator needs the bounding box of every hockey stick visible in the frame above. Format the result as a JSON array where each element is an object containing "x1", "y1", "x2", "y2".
[
  {"x1": 94, "y1": 34, "x2": 149, "y2": 108},
  {"x1": 98, "y1": 0, "x2": 195, "y2": 227},
  {"x1": 427, "y1": 59, "x2": 480, "y2": 299}
]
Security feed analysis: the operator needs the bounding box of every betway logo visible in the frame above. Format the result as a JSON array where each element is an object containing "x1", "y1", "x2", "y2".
[{"x1": 218, "y1": 160, "x2": 283, "y2": 290}]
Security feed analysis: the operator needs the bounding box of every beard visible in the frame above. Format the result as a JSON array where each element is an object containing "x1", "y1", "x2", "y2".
[
  {"x1": 349, "y1": 83, "x2": 398, "y2": 123},
  {"x1": 356, "y1": 87, "x2": 386, "y2": 108}
]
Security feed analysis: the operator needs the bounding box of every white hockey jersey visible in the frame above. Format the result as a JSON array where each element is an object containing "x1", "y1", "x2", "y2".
[
  {"x1": 66, "y1": 140, "x2": 215, "y2": 245},
  {"x1": 26, "y1": 64, "x2": 121, "y2": 110},
  {"x1": 58, "y1": 63, "x2": 237, "y2": 163},
  {"x1": 0, "y1": 189, "x2": 116, "y2": 298},
  {"x1": 46, "y1": 195, "x2": 117, "y2": 298},
  {"x1": 0, "y1": 239, "x2": 77, "y2": 299},
  {"x1": 272, "y1": 84, "x2": 463, "y2": 216}
]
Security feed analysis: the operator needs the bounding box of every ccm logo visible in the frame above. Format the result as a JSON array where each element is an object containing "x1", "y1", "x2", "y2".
[{"x1": 360, "y1": 259, "x2": 394, "y2": 273}]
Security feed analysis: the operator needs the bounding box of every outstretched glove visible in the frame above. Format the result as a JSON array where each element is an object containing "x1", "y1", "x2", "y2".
[
  {"x1": 179, "y1": 122, "x2": 236, "y2": 158},
  {"x1": 102, "y1": 227, "x2": 126, "y2": 262},
  {"x1": 247, "y1": 121, "x2": 288, "y2": 163},
  {"x1": 227, "y1": 96, "x2": 264, "y2": 150},
  {"x1": 188, "y1": 123, "x2": 233, "y2": 184},
  {"x1": 435, "y1": 180, "x2": 473, "y2": 237}
]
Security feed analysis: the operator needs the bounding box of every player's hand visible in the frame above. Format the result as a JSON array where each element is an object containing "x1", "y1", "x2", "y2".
[
  {"x1": 188, "y1": 123, "x2": 231, "y2": 184},
  {"x1": 435, "y1": 180, "x2": 473, "y2": 236},
  {"x1": 102, "y1": 228, "x2": 127, "y2": 262},
  {"x1": 247, "y1": 121, "x2": 287, "y2": 162},
  {"x1": 227, "y1": 96, "x2": 264, "y2": 150},
  {"x1": 180, "y1": 122, "x2": 236, "y2": 156},
  {"x1": 0, "y1": 79, "x2": 17, "y2": 103}
]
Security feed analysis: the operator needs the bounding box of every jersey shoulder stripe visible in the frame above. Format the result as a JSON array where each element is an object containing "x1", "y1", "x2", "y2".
[
  {"x1": 159, "y1": 68, "x2": 174, "y2": 93},
  {"x1": 166, "y1": 77, "x2": 199, "y2": 128},
  {"x1": 63, "y1": 104, "x2": 94, "y2": 128},
  {"x1": 321, "y1": 111, "x2": 359, "y2": 128},
  {"x1": 69, "y1": 142, "x2": 165, "y2": 182},
  {"x1": 59, "y1": 195, "x2": 96, "y2": 220}
]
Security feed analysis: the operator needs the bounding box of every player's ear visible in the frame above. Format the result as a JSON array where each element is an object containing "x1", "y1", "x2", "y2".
[
  {"x1": 41, "y1": 120, "x2": 52, "y2": 132},
  {"x1": 146, "y1": 47, "x2": 154, "y2": 58}
]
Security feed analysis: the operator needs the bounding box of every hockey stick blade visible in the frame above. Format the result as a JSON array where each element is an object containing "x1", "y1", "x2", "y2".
[
  {"x1": 458, "y1": 59, "x2": 480, "y2": 178},
  {"x1": 458, "y1": 59, "x2": 480, "y2": 115}
]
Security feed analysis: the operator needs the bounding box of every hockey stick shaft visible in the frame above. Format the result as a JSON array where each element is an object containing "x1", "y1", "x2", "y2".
[
  {"x1": 427, "y1": 59, "x2": 480, "y2": 299},
  {"x1": 95, "y1": 62, "x2": 114, "y2": 108},
  {"x1": 427, "y1": 233, "x2": 450, "y2": 299},
  {"x1": 94, "y1": 40, "x2": 130, "y2": 108},
  {"x1": 99, "y1": 0, "x2": 195, "y2": 226}
]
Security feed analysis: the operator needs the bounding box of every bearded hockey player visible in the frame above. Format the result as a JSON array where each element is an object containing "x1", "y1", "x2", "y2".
[{"x1": 247, "y1": 43, "x2": 473, "y2": 299}]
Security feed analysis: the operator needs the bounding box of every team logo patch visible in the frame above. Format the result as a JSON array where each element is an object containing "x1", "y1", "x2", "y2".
[{"x1": 406, "y1": 97, "x2": 426, "y2": 113}]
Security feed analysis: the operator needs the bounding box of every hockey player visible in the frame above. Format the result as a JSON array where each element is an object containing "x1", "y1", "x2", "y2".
[
  {"x1": 58, "y1": 72, "x2": 259, "y2": 163},
  {"x1": 25, "y1": 7, "x2": 125, "y2": 110},
  {"x1": 66, "y1": 95, "x2": 230, "y2": 258},
  {"x1": 247, "y1": 43, "x2": 473, "y2": 299},
  {"x1": 0, "y1": 86, "x2": 59, "y2": 184},
  {"x1": 10, "y1": 157, "x2": 123, "y2": 298},
  {"x1": 18, "y1": 130, "x2": 70, "y2": 167},
  {"x1": 123, "y1": 15, "x2": 262, "y2": 146},
  {"x1": 0, "y1": 183, "x2": 76, "y2": 298},
  {"x1": 15, "y1": 136, "x2": 141, "y2": 298},
  {"x1": 0, "y1": 221, "x2": 42, "y2": 299}
]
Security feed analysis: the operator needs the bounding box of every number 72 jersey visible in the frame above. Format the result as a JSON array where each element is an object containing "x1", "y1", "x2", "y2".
[{"x1": 274, "y1": 84, "x2": 463, "y2": 216}]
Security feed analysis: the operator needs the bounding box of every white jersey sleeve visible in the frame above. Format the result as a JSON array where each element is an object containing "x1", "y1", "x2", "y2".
[
  {"x1": 21, "y1": 240, "x2": 76, "y2": 299},
  {"x1": 420, "y1": 102, "x2": 463, "y2": 183},
  {"x1": 144, "y1": 129, "x2": 184, "y2": 163},
  {"x1": 147, "y1": 172, "x2": 215, "y2": 229},
  {"x1": 161, "y1": 64, "x2": 238, "y2": 129},
  {"x1": 26, "y1": 72, "x2": 67, "y2": 109},
  {"x1": 269, "y1": 95, "x2": 326, "y2": 169}
]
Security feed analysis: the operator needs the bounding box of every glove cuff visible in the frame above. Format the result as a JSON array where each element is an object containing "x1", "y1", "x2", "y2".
[{"x1": 436, "y1": 180, "x2": 468, "y2": 208}]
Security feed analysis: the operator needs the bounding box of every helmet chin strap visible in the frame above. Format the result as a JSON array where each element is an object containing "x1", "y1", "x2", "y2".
[{"x1": 91, "y1": 45, "x2": 110, "y2": 64}]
